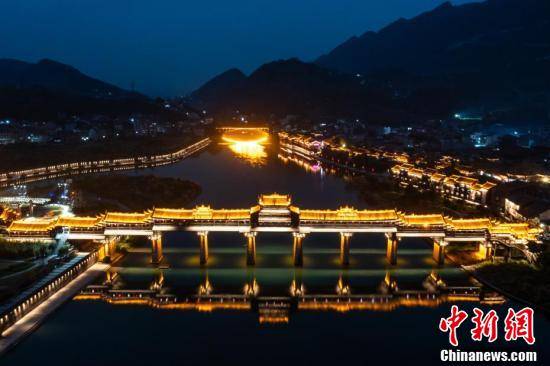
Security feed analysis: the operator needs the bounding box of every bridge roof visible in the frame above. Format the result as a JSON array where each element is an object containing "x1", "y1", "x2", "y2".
[
  {"x1": 300, "y1": 208, "x2": 398, "y2": 221},
  {"x1": 152, "y1": 208, "x2": 194, "y2": 220},
  {"x1": 104, "y1": 212, "x2": 152, "y2": 224},
  {"x1": 356, "y1": 210, "x2": 399, "y2": 221},
  {"x1": 490, "y1": 223, "x2": 540, "y2": 241},
  {"x1": 218, "y1": 126, "x2": 269, "y2": 131},
  {"x1": 1, "y1": 191, "x2": 540, "y2": 242},
  {"x1": 56, "y1": 216, "x2": 103, "y2": 228},
  {"x1": 259, "y1": 193, "x2": 291, "y2": 206},
  {"x1": 221, "y1": 129, "x2": 269, "y2": 144},
  {"x1": 210, "y1": 209, "x2": 250, "y2": 220},
  {"x1": 445, "y1": 218, "x2": 493, "y2": 230},
  {"x1": 192, "y1": 205, "x2": 214, "y2": 219},
  {"x1": 7, "y1": 218, "x2": 57, "y2": 232},
  {"x1": 154, "y1": 206, "x2": 251, "y2": 220},
  {"x1": 0, "y1": 207, "x2": 17, "y2": 222},
  {"x1": 400, "y1": 214, "x2": 446, "y2": 226}
]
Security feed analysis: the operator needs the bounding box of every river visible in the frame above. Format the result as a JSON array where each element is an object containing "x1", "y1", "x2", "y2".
[{"x1": 3, "y1": 140, "x2": 548, "y2": 365}]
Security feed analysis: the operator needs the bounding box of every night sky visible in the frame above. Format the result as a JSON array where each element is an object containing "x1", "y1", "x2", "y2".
[{"x1": 1, "y1": 0, "x2": 476, "y2": 97}]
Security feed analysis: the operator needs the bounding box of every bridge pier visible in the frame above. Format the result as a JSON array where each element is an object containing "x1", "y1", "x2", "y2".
[
  {"x1": 336, "y1": 275, "x2": 351, "y2": 295},
  {"x1": 479, "y1": 241, "x2": 493, "y2": 260},
  {"x1": 340, "y1": 232, "x2": 352, "y2": 266},
  {"x1": 198, "y1": 275, "x2": 212, "y2": 296},
  {"x1": 151, "y1": 233, "x2": 163, "y2": 265},
  {"x1": 198, "y1": 231, "x2": 209, "y2": 266},
  {"x1": 290, "y1": 279, "x2": 305, "y2": 297},
  {"x1": 99, "y1": 237, "x2": 116, "y2": 263},
  {"x1": 150, "y1": 271, "x2": 164, "y2": 291},
  {"x1": 104, "y1": 270, "x2": 118, "y2": 286},
  {"x1": 109, "y1": 239, "x2": 116, "y2": 258},
  {"x1": 293, "y1": 232, "x2": 306, "y2": 267},
  {"x1": 245, "y1": 232, "x2": 257, "y2": 266},
  {"x1": 290, "y1": 269, "x2": 304, "y2": 297},
  {"x1": 98, "y1": 241, "x2": 109, "y2": 262},
  {"x1": 379, "y1": 271, "x2": 398, "y2": 294},
  {"x1": 386, "y1": 233, "x2": 398, "y2": 265},
  {"x1": 432, "y1": 238, "x2": 447, "y2": 265},
  {"x1": 244, "y1": 278, "x2": 259, "y2": 297},
  {"x1": 504, "y1": 245, "x2": 513, "y2": 262}
]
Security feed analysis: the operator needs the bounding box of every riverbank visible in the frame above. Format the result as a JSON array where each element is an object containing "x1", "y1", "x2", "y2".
[
  {"x1": 0, "y1": 240, "x2": 72, "y2": 302},
  {"x1": 72, "y1": 174, "x2": 202, "y2": 214},
  {"x1": 446, "y1": 246, "x2": 550, "y2": 311},
  {"x1": 0, "y1": 261, "x2": 109, "y2": 355},
  {"x1": 0, "y1": 240, "x2": 54, "y2": 260},
  {"x1": 0, "y1": 261, "x2": 42, "y2": 303},
  {"x1": 467, "y1": 257, "x2": 549, "y2": 311},
  {"x1": 0, "y1": 261, "x2": 34, "y2": 277},
  {"x1": 0, "y1": 135, "x2": 200, "y2": 172}
]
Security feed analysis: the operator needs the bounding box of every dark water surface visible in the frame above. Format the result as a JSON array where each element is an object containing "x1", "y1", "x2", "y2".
[{"x1": 3, "y1": 143, "x2": 548, "y2": 365}]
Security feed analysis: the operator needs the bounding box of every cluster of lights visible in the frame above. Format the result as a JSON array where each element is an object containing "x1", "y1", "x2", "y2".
[{"x1": 221, "y1": 129, "x2": 269, "y2": 164}]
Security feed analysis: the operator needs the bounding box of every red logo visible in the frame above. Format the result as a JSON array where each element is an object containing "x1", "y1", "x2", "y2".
[
  {"x1": 504, "y1": 308, "x2": 536, "y2": 345},
  {"x1": 471, "y1": 308, "x2": 499, "y2": 343},
  {"x1": 439, "y1": 305, "x2": 469, "y2": 346},
  {"x1": 439, "y1": 306, "x2": 535, "y2": 346}
]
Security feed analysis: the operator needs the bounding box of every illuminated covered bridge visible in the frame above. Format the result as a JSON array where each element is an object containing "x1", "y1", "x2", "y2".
[{"x1": 5, "y1": 194, "x2": 541, "y2": 266}]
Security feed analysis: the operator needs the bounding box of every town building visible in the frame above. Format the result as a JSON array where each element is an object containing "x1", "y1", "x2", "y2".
[{"x1": 390, "y1": 164, "x2": 496, "y2": 206}]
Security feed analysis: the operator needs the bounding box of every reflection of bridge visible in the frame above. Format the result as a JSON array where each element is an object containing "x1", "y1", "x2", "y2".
[
  {"x1": 0, "y1": 138, "x2": 210, "y2": 188},
  {"x1": 74, "y1": 271, "x2": 505, "y2": 324},
  {"x1": 5, "y1": 194, "x2": 541, "y2": 266}
]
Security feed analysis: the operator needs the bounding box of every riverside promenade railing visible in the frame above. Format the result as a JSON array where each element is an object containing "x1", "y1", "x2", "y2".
[
  {"x1": 0, "y1": 252, "x2": 98, "y2": 335},
  {"x1": 0, "y1": 137, "x2": 211, "y2": 187}
]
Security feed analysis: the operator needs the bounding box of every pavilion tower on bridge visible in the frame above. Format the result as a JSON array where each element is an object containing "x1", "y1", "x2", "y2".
[{"x1": 254, "y1": 193, "x2": 299, "y2": 227}]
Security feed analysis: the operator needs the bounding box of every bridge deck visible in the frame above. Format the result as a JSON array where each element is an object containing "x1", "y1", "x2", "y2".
[{"x1": 3, "y1": 193, "x2": 540, "y2": 244}]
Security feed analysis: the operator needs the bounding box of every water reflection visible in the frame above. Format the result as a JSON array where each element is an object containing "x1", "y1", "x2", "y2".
[
  {"x1": 75, "y1": 268, "x2": 505, "y2": 324},
  {"x1": 278, "y1": 150, "x2": 358, "y2": 183},
  {"x1": 77, "y1": 232, "x2": 507, "y2": 325},
  {"x1": 221, "y1": 128, "x2": 269, "y2": 165},
  {"x1": 224, "y1": 141, "x2": 268, "y2": 165},
  {"x1": 278, "y1": 153, "x2": 325, "y2": 174}
]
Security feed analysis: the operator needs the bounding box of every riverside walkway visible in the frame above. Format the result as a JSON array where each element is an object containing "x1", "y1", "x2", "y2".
[
  {"x1": 0, "y1": 254, "x2": 87, "y2": 315},
  {"x1": 0, "y1": 137, "x2": 211, "y2": 188},
  {"x1": 0, "y1": 259, "x2": 109, "y2": 355}
]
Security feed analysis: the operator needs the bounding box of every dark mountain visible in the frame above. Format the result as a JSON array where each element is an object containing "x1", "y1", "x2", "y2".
[
  {"x1": 0, "y1": 86, "x2": 162, "y2": 120},
  {"x1": 0, "y1": 58, "x2": 141, "y2": 98},
  {"x1": 191, "y1": 68, "x2": 246, "y2": 105},
  {"x1": 316, "y1": 0, "x2": 550, "y2": 79},
  {"x1": 193, "y1": 0, "x2": 550, "y2": 122},
  {"x1": 315, "y1": 0, "x2": 550, "y2": 118},
  {"x1": 191, "y1": 58, "x2": 452, "y2": 122},
  {"x1": 0, "y1": 58, "x2": 194, "y2": 120}
]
